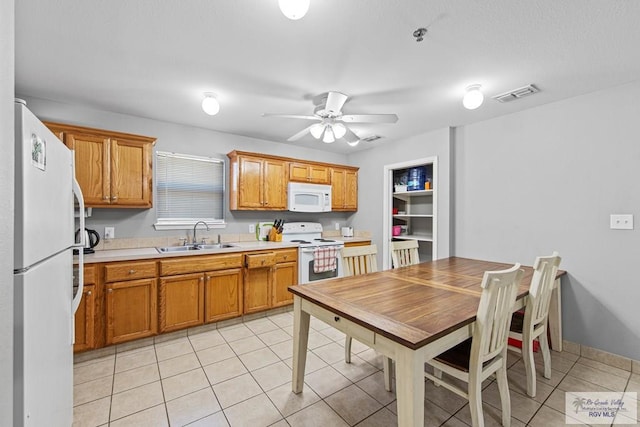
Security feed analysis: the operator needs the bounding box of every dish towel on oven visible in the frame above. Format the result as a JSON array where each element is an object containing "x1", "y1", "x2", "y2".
[{"x1": 313, "y1": 247, "x2": 337, "y2": 273}]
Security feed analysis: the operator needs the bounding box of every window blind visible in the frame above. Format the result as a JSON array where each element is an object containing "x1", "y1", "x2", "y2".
[{"x1": 155, "y1": 151, "x2": 225, "y2": 227}]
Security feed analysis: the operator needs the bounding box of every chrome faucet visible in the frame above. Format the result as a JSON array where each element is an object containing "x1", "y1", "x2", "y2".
[{"x1": 193, "y1": 221, "x2": 210, "y2": 245}]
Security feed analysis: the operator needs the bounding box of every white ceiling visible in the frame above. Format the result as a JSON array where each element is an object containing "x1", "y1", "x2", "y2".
[{"x1": 15, "y1": 1, "x2": 640, "y2": 153}]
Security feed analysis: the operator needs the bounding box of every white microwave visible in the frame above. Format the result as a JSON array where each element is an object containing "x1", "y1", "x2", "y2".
[{"x1": 288, "y1": 182, "x2": 332, "y2": 212}]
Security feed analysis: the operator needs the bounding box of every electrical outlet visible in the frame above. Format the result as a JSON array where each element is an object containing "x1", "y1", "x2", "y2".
[
  {"x1": 335, "y1": 222, "x2": 340, "y2": 230},
  {"x1": 610, "y1": 214, "x2": 633, "y2": 230},
  {"x1": 249, "y1": 224, "x2": 256, "y2": 233},
  {"x1": 104, "y1": 226, "x2": 115, "y2": 239}
]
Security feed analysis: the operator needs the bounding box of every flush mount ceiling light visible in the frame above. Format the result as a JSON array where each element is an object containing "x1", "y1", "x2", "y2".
[
  {"x1": 462, "y1": 84, "x2": 484, "y2": 110},
  {"x1": 278, "y1": 0, "x2": 310, "y2": 20},
  {"x1": 201, "y1": 93, "x2": 220, "y2": 116}
]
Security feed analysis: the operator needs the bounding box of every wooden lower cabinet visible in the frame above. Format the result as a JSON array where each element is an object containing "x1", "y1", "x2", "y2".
[
  {"x1": 244, "y1": 265, "x2": 273, "y2": 314},
  {"x1": 159, "y1": 273, "x2": 204, "y2": 333},
  {"x1": 273, "y1": 261, "x2": 297, "y2": 307},
  {"x1": 205, "y1": 268, "x2": 243, "y2": 322},
  {"x1": 105, "y1": 278, "x2": 158, "y2": 345},
  {"x1": 74, "y1": 265, "x2": 97, "y2": 352},
  {"x1": 74, "y1": 284, "x2": 95, "y2": 352}
]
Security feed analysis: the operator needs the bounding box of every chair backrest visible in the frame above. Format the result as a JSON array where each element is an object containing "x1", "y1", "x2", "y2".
[
  {"x1": 341, "y1": 244, "x2": 378, "y2": 277},
  {"x1": 390, "y1": 240, "x2": 420, "y2": 268},
  {"x1": 472, "y1": 264, "x2": 524, "y2": 364},
  {"x1": 526, "y1": 252, "x2": 561, "y2": 327}
]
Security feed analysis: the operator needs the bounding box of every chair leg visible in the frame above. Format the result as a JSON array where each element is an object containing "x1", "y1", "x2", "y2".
[
  {"x1": 468, "y1": 374, "x2": 485, "y2": 427},
  {"x1": 382, "y1": 356, "x2": 393, "y2": 392},
  {"x1": 432, "y1": 367, "x2": 443, "y2": 387},
  {"x1": 521, "y1": 333, "x2": 537, "y2": 398},
  {"x1": 496, "y1": 365, "x2": 511, "y2": 427},
  {"x1": 539, "y1": 330, "x2": 552, "y2": 379},
  {"x1": 344, "y1": 336, "x2": 352, "y2": 363}
]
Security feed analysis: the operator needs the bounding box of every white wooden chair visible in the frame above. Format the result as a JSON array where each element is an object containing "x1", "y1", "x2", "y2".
[
  {"x1": 341, "y1": 244, "x2": 378, "y2": 277},
  {"x1": 425, "y1": 264, "x2": 524, "y2": 427},
  {"x1": 340, "y1": 245, "x2": 393, "y2": 390},
  {"x1": 390, "y1": 240, "x2": 420, "y2": 268},
  {"x1": 508, "y1": 252, "x2": 561, "y2": 398}
]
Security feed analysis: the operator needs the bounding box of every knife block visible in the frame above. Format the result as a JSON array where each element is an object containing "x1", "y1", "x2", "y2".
[{"x1": 268, "y1": 227, "x2": 282, "y2": 242}]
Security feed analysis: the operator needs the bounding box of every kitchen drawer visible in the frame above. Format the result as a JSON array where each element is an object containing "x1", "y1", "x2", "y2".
[
  {"x1": 159, "y1": 253, "x2": 243, "y2": 276},
  {"x1": 104, "y1": 261, "x2": 157, "y2": 282},
  {"x1": 83, "y1": 264, "x2": 97, "y2": 285},
  {"x1": 245, "y1": 252, "x2": 276, "y2": 269},
  {"x1": 275, "y1": 249, "x2": 297, "y2": 263}
]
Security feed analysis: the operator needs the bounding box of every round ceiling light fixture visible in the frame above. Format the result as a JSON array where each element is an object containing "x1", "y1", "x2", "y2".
[
  {"x1": 309, "y1": 122, "x2": 325, "y2": 139},
  {"x1": 278, "y1": 0, "x2": 310, "y2": 20},
  {"x1": 462, "y1": 84, "x2": 484, "y2": 110},
  {"x1": 201, "y1": 93, "x2": 220, "y2": 116}
]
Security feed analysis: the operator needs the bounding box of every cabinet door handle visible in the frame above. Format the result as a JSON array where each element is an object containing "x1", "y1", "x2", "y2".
[
  {"x1": 86, "y1": 290, "x2": 92, "y2": 296},
  {"x1": 201, "y1": 277, "x2": 205, "y2": 282},
  {"x1": 107, "y1": 289, "x2": 113, "y2": 293},
  {"x1": 128, "y1": 269, "x2": 136, "y2": 274},
  {"x1": 103, "y1": 196, "x2": 109, "y2": 200},
  {"x1": 111, "y1": 196, "x2": 118, "y2": 201}
]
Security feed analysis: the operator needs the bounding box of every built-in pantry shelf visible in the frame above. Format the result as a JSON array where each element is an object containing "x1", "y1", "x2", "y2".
[{"x1": 393, "y1": 234, "x2": 434, "y2": 242}]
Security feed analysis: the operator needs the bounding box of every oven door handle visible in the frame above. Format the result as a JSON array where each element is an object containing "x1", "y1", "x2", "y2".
[{"x1": 300, "y1": 246, "x2": 344, "y2": 254}]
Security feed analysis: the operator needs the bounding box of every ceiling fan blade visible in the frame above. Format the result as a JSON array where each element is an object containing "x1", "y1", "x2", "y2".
[
  {"x1": 343, "y1": 127, "x2": 360, "y2": 144},
  {"x1": 262, "y1": 113, "x2": 319, "y2": 120},
  {"x1": 287, "y1": 125, "x2": 314, "y2": 142},
  {"x1": 325, "y1": 92, "x2": 348, "y2": 114},
  {"x1": 340, "y1": 114, "x2": 398, "y2": 123}
]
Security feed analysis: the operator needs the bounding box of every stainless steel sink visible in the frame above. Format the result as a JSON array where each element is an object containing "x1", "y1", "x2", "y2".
[
  {"x1": 196, "y1": 243, "x2": 236, "y2": 250},
  {"x1": 156, "y1": 243, "x2": 236, "y2": 253}
]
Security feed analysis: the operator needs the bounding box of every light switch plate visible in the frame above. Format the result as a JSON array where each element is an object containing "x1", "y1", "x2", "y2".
[
  {"x1": 610, "y1": 214, "x2": 633, "y2": 230},
  {"x1": 248, "y1": 224, "x2": 256, "y2": 233},
  {"x1": 104, "y1": 226, "x2": 115, "y2": 239}
]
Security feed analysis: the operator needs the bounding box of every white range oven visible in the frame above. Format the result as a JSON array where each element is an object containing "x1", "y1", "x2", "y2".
[{"x1": 281, "y1": 222, "x2": 344, "y2": 285}]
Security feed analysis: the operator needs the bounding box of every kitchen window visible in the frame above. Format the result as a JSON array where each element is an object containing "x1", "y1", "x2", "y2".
[{"x1": 154, "y1": 151, "x2": 226, "y2": 230}]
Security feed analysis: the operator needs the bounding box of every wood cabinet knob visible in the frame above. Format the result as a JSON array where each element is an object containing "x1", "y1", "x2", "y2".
[
  {"x1": 111, "y1": 196, "x2": 118, "y2": 201},
  {"x1": 128, "y1": 269, "x2": 136, "y2": 274},
  {"x1": 103, "y1": 196, "x2": 109, "y2": 200},
  {"x1": 107, "y1": 289, "x2": 113, "y2": 293},
  {"x1": 200, "y1": 277, "x2": 204, "y2": 282},
  {"x1": 86, "y1": 290, "x2": 92, "y2": 296}
]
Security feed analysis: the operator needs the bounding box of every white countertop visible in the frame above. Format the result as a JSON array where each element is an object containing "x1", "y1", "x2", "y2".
[{"x1": 81, "y1": 241, "x2": 300, "y2": 264}]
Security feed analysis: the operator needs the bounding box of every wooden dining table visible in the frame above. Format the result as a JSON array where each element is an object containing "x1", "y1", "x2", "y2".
[{"x1": 289, "y1": 256, "x2": 567, "y2": 427}]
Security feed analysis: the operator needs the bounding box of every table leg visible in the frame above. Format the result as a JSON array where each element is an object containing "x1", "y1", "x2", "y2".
[
  {"x1": 548, "y1": 278, "x2": 563, "y2": 351},
  {"x1": 292, "y1": 296, "x2": 310, "y2": 393},
  {"x1": 395, "y1": 346, "x2": 424, "y2": 427}
]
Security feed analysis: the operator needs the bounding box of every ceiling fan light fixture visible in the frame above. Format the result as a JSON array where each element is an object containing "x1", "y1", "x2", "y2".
[
  {"x1": 309, "y1": 122, "x2": 325, "y2": 139},
  {"x1": 332, "y1": 123, "x2": 346, "y2": 139},
  {"x1": 278, "y1": 0, "x2": 310, "y2": 20},
  {"x1": 322, "y1": 127, "x2": 335, "y2": 143},
  {"x1": 201, "y1": 93, "x2": 220, "y2": 116},
  {"x1": 463, "y1": 84, "x2": 484, "y2": 110}
]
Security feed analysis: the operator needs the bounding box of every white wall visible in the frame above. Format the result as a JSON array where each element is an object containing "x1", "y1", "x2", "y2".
[
  {"x1": 454, "y1": 80, "x2": 640, "y2": 360},
  {"x1": 1, "y1": 0, "x2": 15, "y2": 423},
  {"x1": 20, "y1": 96, "x2": 354, "y2": 239},
  {"x1": 348, "y1": 128, "x2": 451, "y2": 264}
]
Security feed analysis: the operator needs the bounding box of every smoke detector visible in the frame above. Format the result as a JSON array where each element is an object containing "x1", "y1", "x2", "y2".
[{"x1": 492, "y1": 84, "x2": 540, "y2": 103}]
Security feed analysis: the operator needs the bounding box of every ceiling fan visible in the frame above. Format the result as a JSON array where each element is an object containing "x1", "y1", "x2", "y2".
[{"x1": 262, "y1": 91, "x2": 398, "y2": 147}]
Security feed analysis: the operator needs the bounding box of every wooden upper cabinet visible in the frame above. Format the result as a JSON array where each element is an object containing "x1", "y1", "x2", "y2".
[
  {"x1": 228, "y1": 152, "x2": 287, "y2": 210},
  {"x1": 228, "y1": 150, "x2": 358, "y2": 212},
  {"x1": 289, "y1": 162, "x2": 330, "y2": 184},
  {"x1": 45, "y1": 122, "x2": 155, "y2": 208},
  {"x1": 331, "y1": 167, "x2": 358, "y2": 211}
]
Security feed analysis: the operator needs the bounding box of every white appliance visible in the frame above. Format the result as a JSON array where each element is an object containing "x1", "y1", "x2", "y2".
[
  {"x1": 13, "y1": 100, "x2": 85, "y2": 426},
  {"x1": 287, "y1": 182, "x2": 332, "y2": 212},
  {"x1": 281, "y1": 222, "x2": 344, "y2": 284}
]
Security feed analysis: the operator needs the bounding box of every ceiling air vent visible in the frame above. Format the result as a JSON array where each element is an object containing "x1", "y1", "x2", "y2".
[
  {"x1": 361, "y1": 135, "x2": 382, "y2": 142},
  {"x1": 492, "y1": 84, "x2": 540, "y2": 103}
]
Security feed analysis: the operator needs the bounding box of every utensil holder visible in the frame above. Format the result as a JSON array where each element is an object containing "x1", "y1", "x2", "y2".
[{"x1": 268, "y1": 227, "x2": 282, "y2": 242}]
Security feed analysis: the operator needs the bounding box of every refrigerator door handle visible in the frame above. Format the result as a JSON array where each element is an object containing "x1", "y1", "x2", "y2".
[{"x1": 71, "y1": 165, "x2": 85, "y2": 315}]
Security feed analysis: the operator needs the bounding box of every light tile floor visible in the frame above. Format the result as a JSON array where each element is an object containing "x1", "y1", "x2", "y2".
[{"x1": 73, "y1": 311, "x2": 640, "y2": 426}]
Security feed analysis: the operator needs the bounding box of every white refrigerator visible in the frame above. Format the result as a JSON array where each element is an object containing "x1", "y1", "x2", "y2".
[{"x1": 13, "y1": 99, "x2": 85, "y2": 426}]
